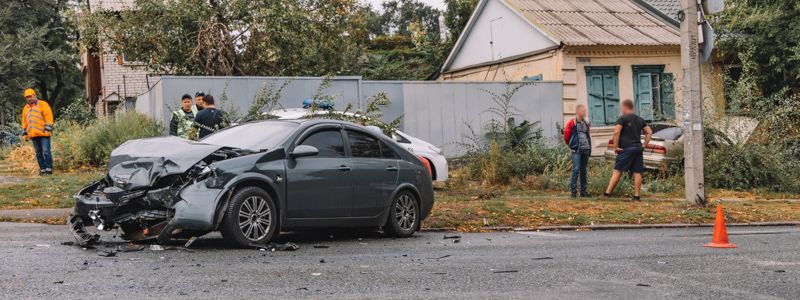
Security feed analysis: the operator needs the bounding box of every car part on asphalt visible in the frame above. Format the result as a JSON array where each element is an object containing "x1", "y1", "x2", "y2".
[{"x1": 67, "y1": 214, "x2": 100, "y2": 247}]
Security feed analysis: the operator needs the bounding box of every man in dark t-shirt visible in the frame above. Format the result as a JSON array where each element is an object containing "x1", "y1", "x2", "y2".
[
  {"x1": 189, "y1": 95, "x2": 227, "y2": 140},
  {"x1": 604, "y1": 99, "x2": 653, "y2": 201}
]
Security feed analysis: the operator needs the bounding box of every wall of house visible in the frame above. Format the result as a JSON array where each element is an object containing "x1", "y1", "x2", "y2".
[
  {"x1": 445, "y1": 0, "x2": 557, "y2": 72},
  {"x1": 440, "y1": 50, "x2": 560, "y2": 81},
  {"x1": 95, "y1": 53, "x2": 153, "y2": 115}
]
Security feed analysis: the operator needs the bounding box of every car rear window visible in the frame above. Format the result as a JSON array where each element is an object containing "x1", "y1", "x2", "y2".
[{"x1": 653, "y1": 127, "x2": 683, "y2": 140}]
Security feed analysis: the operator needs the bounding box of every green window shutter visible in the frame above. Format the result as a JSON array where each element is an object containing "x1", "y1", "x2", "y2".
[
  {"x1": 603, "y1": 73, "x2": 620, "y2": 124},
  {"x1": 661, "y1": 73, "x2": 675, "y2": 119},
  {"x1": 636, "y1": 73, "x2": 654, "y2": 121},
  {"x1": 587, "y1": 74, "x2": 606, "y2": 124}
]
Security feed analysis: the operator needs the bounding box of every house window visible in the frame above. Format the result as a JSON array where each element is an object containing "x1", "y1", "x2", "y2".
[
  {"x1": 633, "y1": 65, "x2": 675, "y2": 121},
  {"x1": 585, "y1": 66, "x2": 620, "y2": 125}
]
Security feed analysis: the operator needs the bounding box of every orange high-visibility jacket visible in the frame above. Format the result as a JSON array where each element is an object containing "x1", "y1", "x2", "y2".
[{"x1": 21, "y1": 100, "x2": 54, "y2": 138}]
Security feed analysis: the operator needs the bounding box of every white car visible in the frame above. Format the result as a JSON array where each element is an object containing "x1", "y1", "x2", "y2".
[{"x1": 266, "y1": 108, "x2": 448, "y2": 181}]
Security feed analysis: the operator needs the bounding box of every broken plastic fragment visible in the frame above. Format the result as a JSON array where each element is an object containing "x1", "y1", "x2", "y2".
[{"x1": 67, "y1": 215, "x2": 100, "y2": 247}]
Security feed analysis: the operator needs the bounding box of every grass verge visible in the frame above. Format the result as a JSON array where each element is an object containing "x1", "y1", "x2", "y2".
[
  {"x1": 425, "y1": 185, "x2": 800, "y2": 231},
  {"x1": 0, "y1": 170, "x2": 103, "y2": 209}
]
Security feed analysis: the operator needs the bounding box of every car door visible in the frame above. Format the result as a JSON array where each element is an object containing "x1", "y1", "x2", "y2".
[
  {"x1": 286, "y1": 125, "x2": 352, "y2": 218},
  {"x1": 345, "y1": 128, "x2": 399, "y2": 217}
]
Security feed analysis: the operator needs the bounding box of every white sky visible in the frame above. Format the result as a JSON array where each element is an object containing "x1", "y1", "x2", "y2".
[{"x1": 365, "y1": 0, "x2": 446, "y2": 11}]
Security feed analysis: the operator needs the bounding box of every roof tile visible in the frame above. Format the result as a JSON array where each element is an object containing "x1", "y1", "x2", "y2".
[{"x1": 507, "y1": 0, "x2": 679, "y2": 46}]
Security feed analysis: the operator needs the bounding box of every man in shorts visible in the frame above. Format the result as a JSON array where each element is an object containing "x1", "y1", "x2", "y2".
[{"x1": 604, "y1": 99, "x2": 653, "y2": 201}]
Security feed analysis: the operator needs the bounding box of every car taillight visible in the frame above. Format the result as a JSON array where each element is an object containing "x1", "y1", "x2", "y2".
[
  {"x1": 646, "y1": 144, "x2": 667, "y2": 154},
  {"x1": 418, "y1": 156, "x2": 432, "y2": 177}
]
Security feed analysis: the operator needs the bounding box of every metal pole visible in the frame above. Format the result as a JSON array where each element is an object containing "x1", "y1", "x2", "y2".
[{"x1": 680, "y1": 0, "x2": 707, "y2": 206}]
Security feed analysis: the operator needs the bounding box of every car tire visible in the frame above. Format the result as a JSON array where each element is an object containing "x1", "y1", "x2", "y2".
[
  {"x1": 220, "y1": 187, "x2": 278, "y2": 247},
  {"x1": 383, "y1": 190, "x2": 419, "y2": 237}
]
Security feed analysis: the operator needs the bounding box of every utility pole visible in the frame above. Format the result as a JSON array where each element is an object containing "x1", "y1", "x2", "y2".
[{"x1": 679, "y1": 0, "x2": 707, "y2": 206}]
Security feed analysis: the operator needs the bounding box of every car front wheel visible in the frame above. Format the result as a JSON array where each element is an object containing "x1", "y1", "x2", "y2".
[
  {"x1": 220, "y1": 187, "x2": 278, "y2": 247},
  {"x1": 384, "y1": 190, "x2": 419, "y2": 237}
]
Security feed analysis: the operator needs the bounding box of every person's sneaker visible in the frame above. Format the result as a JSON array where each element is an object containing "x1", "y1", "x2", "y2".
[
  {"x1": 603, "y1": 192, "x2": 612, "y2": 197},
  {"x1": 570, "y1": 192, "x2": 577, "y2": 198},
  {"x1": 39, "y1": 170, "x2": 46, "y2": 176},
  {"x1": 580, "y1": 192, "x2": 591, "y2": 198},
  {"x1": 632, "y1": 195, "x2": 641, "y2": 201}
]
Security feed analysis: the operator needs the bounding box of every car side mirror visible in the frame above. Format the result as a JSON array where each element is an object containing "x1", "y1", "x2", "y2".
[{"x1": 289, "y1": 145, "x2": 319, "y2": 158}]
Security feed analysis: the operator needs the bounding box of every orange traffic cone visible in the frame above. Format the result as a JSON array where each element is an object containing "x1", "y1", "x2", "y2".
[{"x1": 704, "y1": 205, "x2": 736, "y2": 248}]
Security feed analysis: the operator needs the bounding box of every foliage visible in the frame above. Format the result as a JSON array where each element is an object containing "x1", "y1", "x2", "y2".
[
  {"x1": 715, "y1": 0, "x2": 800, "y2": 97},
  {"x1": 0, "y1": 0, "x2": 84, "y2": 126},
  {"x1": 306, "y1": 78, "x2": 403, "y2": 135},
  {"x1": 80, "y1": 0, "x2": 370, "y2": 76},
  {"x1": 372, "y1": 0, "x2": 442, "y2": 39},
  {"x1": 58, "y1": 99, "x2": 97, "y2": 125},
  {"x1": 6, "y1": 112, "x2": 162, "y2": 172},
  {"x1": 705, "y1": 142, "x2": 800, "y2": 193},
  {"x1": 0, "y1": 124, "x2": 22, "y2": 147},
  {"x1": 239, "y1": 80, "x2": 291, "y2": 123},
  {"x1": 443, "y1": 0, "x2": 478, "y2": 49}
]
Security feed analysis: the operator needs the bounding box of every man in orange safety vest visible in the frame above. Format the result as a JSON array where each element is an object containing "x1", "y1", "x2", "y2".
[{"x1": 21, "y1": 88, "x2": 54, "y2": 175}]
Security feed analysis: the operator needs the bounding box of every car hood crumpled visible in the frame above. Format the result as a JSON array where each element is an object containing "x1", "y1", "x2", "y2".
[{"x1": 107, "y1": 136, "x2": 223, "y2": 189}]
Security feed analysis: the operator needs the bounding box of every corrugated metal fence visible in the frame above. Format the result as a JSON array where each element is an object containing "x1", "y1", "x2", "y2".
[{"x1": 137, "y1": 76, "x2": 563, "y2": 157}]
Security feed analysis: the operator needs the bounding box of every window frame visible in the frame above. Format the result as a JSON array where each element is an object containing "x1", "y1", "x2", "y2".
[
  {"x1": 293, "y1": 124, "x2": 347, "y2": 158},
  {"x1": 344, "y1": 129, "x2": 382, "y2": 159},
  {"x1": 585, "y1": 66, "x2": 621, "y2": 126},
  {"x1": 632, "y1": 65, "x2": 675, "y2": 122}
]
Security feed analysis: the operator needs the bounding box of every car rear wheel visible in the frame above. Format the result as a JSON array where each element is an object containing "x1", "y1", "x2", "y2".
[
  {"x1": 384, "y1": 190, "x2": 419, "y2": 237},
  {"x1": 220, "y1": 187, "x2": 278, "y2": 247}
]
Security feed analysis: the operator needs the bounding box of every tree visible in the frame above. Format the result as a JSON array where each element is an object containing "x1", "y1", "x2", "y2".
[
  {"x1": 443, "y1": 0, "x2": 478, "y2": 49},
  {"x1": 80, "y1": 0, "x2": 370, "y2": 76},
  {"x1": 715, "y1": 0, "x2": 800, "y2": 97},
  {"x1": 0, "y1": 0, "x2": 83, "y2": 125}
]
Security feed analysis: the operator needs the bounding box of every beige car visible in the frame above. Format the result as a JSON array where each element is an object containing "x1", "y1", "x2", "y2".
[{"x1": 604, "y1": 125, "x2": 684, "y2": 170}]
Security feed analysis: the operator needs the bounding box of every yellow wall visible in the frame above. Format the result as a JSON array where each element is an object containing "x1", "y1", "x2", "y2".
[
  {"x1": 440, "y1": 50, "x2": 559, "y2": 81},
  {"x1": 440, "y1": 45, "x2": 724, "y2": 155},
  {"x1": 567, "y1": 46, "x2": 682, "y2": 124}
]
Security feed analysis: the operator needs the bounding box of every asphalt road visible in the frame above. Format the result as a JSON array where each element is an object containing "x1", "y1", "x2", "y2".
[{"x1": 0, "y1": 223, "x2": 798, "y2": 299}]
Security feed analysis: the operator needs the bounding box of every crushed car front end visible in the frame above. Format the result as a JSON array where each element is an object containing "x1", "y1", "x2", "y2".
[{"x1": 70, "y1": 137, "x2": 255, "y2": 245}]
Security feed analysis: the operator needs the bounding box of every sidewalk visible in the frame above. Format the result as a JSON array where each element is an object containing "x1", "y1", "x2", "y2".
[{"x1": 0, "y1": 208, "x2": 71, "y2": 223}]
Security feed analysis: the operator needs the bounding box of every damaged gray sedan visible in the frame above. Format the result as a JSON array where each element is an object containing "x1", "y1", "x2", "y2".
[{"x1": 71, "y1": 119, "x2": 434, "y2": 247}]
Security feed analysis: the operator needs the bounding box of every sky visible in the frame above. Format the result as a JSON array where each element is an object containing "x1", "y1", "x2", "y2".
[{"x1": 366, "y1": 0, "x2": 446, "y2": 10}]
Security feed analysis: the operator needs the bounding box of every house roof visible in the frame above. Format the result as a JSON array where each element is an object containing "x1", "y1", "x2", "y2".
[
  {"x1": 505, "y1": 0, "x2": 680, "y2": 46},
  {"x1": 639, "y1": 0, "x2": 681, "y2": 22}
]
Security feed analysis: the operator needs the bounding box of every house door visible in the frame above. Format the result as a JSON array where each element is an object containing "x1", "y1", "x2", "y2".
[{"x1": 586, "y1": 67, "x2": 620, "y2": 125}]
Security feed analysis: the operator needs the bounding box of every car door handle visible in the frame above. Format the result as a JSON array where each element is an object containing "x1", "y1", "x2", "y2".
[
  {"x1": 386, "y1": 166, "x2": 398, "y2": 172},
  {"x1": 338, "y1": 165, "x2": 351, "y2": 172}
]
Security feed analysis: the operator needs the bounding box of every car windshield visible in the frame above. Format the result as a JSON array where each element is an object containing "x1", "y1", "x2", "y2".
[
  {"x1": 201, "y1": 121, "x2": 298, "y2": 150},
  {"x1": 653, "y1": 127, "x2": 683, "y2": 140}
]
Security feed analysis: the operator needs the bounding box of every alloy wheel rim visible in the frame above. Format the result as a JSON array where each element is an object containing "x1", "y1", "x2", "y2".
[
  {"x1": 395, "y1": 194, "x2": 416, "y2": 231},
  {"x1": 238, "y1": 196, "x2": 271, "y2": 241}
]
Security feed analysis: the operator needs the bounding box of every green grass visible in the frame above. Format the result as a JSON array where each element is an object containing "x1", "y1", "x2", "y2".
[{"x1": 0, "y1": 170, "x2": 104, "y2": 209}]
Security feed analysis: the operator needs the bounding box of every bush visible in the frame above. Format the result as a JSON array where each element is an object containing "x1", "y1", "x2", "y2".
[
  {"x1": 706, "y1": 143, "x2": 800, "y2": 192},
  {"x1": 79, "y1": 112, "x2": 163, "y2": 166},
  {"x1": 58, "y1": 100, "x2": 97, "y2": 125}
]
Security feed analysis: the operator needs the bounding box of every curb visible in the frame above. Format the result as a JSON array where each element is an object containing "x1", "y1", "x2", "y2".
[{"x1": 422, "y1": 221, "x2": 800, "y2": 232}]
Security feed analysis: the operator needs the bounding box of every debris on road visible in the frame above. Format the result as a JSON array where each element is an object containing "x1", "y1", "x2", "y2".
[
  {"x1": 313, "y1": 245, "x2": 330, "y2": 249},
  {"x1": 443, "y1": 235, "x2": 461, "y2": 239},
  {"x1": 53, "y1": 281, "x2": 64, "y2": 284},
  {"x1": 491, "y1": 269, "x2": 518, "y2": 274},
  {"x1": 532, "y1": 257, "x2": 553, "y2": 260},
  {"x1": 311, "y1": 273, "x2": 322, "y2": 276},
  {"x1": 319, "y1": 259, "x2": 326, "y2": 263},
  {"x1": 250, "y1": 242, "x2": 299, "y2": 251},
  {"x1": 97, "y1": 250, "x2": 117, "y2": 257},
  {"x1": 61, "y1": 241, "x2": 74, "y2": 246},
  {"x1": 428, "y1": 254, "x2": 451, "y2": 260},
  {"x1": 118, "y1": 245, "x2": 146, "y2": 252},
  {"x1": 184, "y1": 237, "x2": 198, "y2": 248},
  {"x1": 637, "y1": 283, "x2": 651, "y2": 287},
  {"x1": 150, "y1": 244, "x2": 165, "y2": 251},
  {"x1": 67, "y1": 215, "x2": 100, "y2": 247}
]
